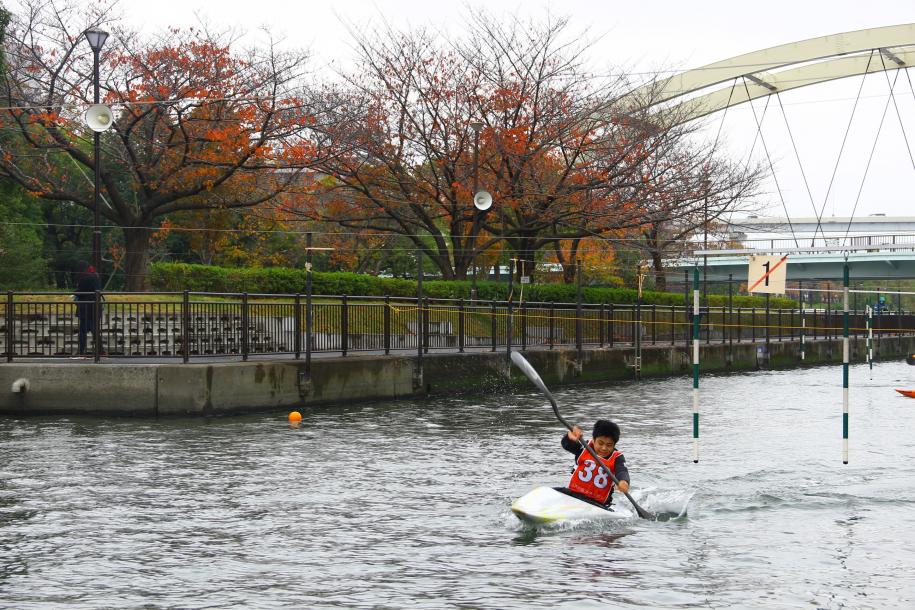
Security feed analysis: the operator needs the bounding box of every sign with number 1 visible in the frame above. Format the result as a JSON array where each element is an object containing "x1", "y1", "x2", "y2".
[{"x1": 747, "y1": 255, "x2": 788, "y2": 294}]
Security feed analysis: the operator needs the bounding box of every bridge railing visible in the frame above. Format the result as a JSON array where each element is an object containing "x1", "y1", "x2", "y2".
[
  {"x1": 681, "y1": 233, "x2": 915, "y2": 256},
  {"x1": 2, "y1": 291, "x2": 913, "y2": 362}
]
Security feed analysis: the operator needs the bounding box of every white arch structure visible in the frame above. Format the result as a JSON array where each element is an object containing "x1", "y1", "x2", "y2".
[{"x1": 634, "y1": 24, "x2": 915, "y2": 123}]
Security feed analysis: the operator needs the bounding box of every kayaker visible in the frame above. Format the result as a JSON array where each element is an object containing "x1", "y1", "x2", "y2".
[{"x1": 562, "y1": 419, "x2": 630, "y2": 506}]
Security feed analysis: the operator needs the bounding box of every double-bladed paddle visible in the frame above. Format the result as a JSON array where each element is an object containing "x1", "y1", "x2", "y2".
[{"x1": 510, "y1": 351, "x2": 655, "y2": 520}]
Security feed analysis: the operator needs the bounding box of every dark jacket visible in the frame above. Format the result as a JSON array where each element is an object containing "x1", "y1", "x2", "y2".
[{"x1": 74, "y1": 271, "x2": 101, "y2": 301}]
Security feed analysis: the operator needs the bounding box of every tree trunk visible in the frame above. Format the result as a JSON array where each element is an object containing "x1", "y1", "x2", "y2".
[
  {"x1": 123, "y1": 227, "x2": 151, "y2": 291},
  {"x1": 651, "y1": 250, "x2": 667, "y2": 292},
  {"x1": 560, "y1": 239, "x2": 580, "y2": 284}
]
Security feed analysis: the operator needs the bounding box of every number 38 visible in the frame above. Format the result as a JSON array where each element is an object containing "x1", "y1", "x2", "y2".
[{"x1": 577, "y1": 459, "x2": 609, "y2": 488}]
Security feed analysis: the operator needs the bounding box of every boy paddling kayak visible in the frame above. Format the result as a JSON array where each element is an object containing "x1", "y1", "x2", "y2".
[{"x1": 562, "y1": 420, "x2": 631, "y2": 507}]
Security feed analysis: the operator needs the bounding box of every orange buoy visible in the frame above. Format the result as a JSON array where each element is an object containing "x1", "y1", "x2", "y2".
[
  {"x1": 288, "y1": 411, "x2": 303, "y2": 423},
  {"x1": 895, "y1": 389, "x2": 915, "y2": 399}
]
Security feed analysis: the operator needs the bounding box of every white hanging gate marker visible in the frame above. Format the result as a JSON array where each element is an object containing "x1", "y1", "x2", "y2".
[{"x1": 747, "y1": 255, "x2": 789, "y2": 295}]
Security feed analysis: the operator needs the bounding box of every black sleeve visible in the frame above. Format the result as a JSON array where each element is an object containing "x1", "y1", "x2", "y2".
[
  {"x1": 614, "y1": 454, "x2": 630, "y2": 484},
  {"x1": 561, "y1": 434, "x2": 584, "y2": 459}
]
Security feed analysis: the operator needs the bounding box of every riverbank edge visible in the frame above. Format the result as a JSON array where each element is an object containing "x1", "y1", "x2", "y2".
[{"x1": 2, "y1": 337, "x2": 914, "y2": 416}]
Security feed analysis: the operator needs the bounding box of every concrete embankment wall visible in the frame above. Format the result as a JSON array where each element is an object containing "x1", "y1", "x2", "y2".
[{"x1": 2, "y1": 337, "x2": 914, "y2": 416}]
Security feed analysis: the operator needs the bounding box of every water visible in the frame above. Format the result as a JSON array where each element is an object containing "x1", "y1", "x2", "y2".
[{"x1": 2, "y1": 361, "x2": 915, "y2": 609}]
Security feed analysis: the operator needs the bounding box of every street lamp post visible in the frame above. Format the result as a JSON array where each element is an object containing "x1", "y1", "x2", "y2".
[{"x1": 84, "y1": 28, "x2": 109, "y2": 275}]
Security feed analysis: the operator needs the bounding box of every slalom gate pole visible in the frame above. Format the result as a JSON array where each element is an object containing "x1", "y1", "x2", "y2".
[
  {"x1": 799, "y1": 280, "x2": 806, "y2": 361},
  {"x1": 692, "y1": 266, "x2": 700, "y2": 464},
  {"x1": 866, "y1": 305, "x2": 873, "y2": 377},
  {"x1": 842, "y1": 261, "x2": 850, "y2": 465}
]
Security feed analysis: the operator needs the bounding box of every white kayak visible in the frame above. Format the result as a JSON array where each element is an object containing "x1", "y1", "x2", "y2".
[{"x1": 511, "y1": 486, "x2": 631, "y2": 525}]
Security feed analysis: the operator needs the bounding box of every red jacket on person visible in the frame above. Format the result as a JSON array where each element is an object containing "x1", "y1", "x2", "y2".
[{"x1": 567, "y1": 442, "x2": 621, "y2": 504}]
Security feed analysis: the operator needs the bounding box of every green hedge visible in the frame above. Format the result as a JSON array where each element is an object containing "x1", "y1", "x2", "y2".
[{"x1": 148, "y1": 262, "x2": 795, "y2": 308}]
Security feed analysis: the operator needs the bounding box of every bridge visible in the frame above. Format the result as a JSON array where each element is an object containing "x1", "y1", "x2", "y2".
[
  {"x1": 669, "y1": 249, "x2": 915, "y2": 282},
  {"x1": 685, "y1": 216, "x2": 915, "y2": 281},
  {"x1": 725, "y1": 216, "x2": 915, "y2": 235},
  {"x1": 634, "y1": 25, "x2": 915, "y2": 284}
]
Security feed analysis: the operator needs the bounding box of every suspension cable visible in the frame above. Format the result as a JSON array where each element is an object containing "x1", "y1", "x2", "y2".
[
  {"x1": 843, "y1": 70, "x2": 901, "y2": 245},
  {"x1": 881, "y1": 55, "x2": 915, "y2": 172},
  {"x1": 812, "y1": 50, "x2": 873, "y2": 241},
  {"x1": 775, "y1": 92, "x2": 821, "y2": 241},
  {"x1": 742, "y1": 78, "x2": 799, "y2": 247}
]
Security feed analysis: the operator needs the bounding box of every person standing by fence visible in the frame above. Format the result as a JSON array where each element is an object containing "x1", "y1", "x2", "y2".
[{"x1": 74, "y1": 261, "x2": 101, "y2": 356}]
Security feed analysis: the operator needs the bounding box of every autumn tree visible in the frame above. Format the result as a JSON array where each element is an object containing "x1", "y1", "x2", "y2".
[
  {"x1": 299, "y1": 16, "x2": 641, "y2": 280},
  {"x1": 0, "y1": 2, "x2": 316, "y2": 289},
  {"x1": 297, "y1": 13, "x2": 759, "y2": 285}
]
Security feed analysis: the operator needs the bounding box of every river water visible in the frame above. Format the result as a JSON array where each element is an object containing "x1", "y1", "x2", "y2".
[{"x1": 2, "y1": 360, "x2": 915, "y2": 609}]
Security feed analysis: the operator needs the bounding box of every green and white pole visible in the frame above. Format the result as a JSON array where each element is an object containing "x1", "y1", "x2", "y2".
[
  {"x1": 799, "y1": 281, "x2": 806, "y2": 361},
  {"x1": 866, "y1": 304, "x2": 873, "y2": 376},
  {"x1": 842, "y1": 261, "x2": 850, "y2": 465},
  {"x1": 692, "y1": 266, "x2": 700, "y2": 463}
]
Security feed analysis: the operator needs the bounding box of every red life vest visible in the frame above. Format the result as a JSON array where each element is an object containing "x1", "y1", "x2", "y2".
[{"x1": 567, "y1": 443, "x2": 621, "y2": 504}]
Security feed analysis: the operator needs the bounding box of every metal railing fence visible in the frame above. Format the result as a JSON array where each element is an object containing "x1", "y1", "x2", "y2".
[{"x1": 3, "y1": 290, "x2": 913, "y2": 362}]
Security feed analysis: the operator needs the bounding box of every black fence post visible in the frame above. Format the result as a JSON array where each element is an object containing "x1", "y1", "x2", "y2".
[
  {"x1": 423, "y1": 297, "x2": 429, "y2": 355},
  {"x1": 507, "y1": 259, "x2": 514, "y2": 360},
  {"x1": 341, "y1": 294, "x2": 349, "y2": 357},
  {"x1": 812, "y1": 306, "x2": 817, "y2": 341},
  {"x1": 737, "y1": 307, "x2": 742, "y2": 342},
  {"x1": 720, "y1": 304, "x2": 725, "y2": 345},
  {"x1": 798, "y1": 281, "x2": 805, "y2": 359},
  {"x1": 670, "y1": 304, "x2": 675, "y2": 346},
  {"x1": 183, "y1": 290, "x2": 192, "y2": 363},
  {"x1": 93, "y1": 290, "x2": 102, "y2": 363},
  {"x1": 6, "y1": 291, "x2": 13, "y2": 362},
  {"x1": 520, "y1": 298, "x2": 527, "y2": 352},
  {"x1": 294, "y1": 293, "x2": 301, "y2": 359},
  {"x1": 651, "y1": 304, "x2": 657, "y2": 345},
  {"x1": 417, "y1": 257, "x2": 424, "y2": 364},
  {"x1": 704, "y1": 304, "x2": 710, "y2": 345},
  {"x1": 575, "y1": 259, "x2": 582, "y2": 358},
  {"x1": 609, "y1": 303, "x2": 615, "y2": 348},
  {"x1": 491, "y1": 300, "x2": 497, "y2": 352},
  {"x1": 728, "y1": 275, "x2": 733, "y2": 358},
  {"x1": 241, "y1": 292, "x2": 249, "y2": 362},
  {"x1": 549, "y1": 301, "x2": 555, "y2": 349},
  {"x1": 306, "y1": 232, "x2": 313, "y2": 378},
  {"x1": 384, "y1": 295, "x2": 391, "y2": 355},
  {"x1": 599, "y1": 303, "x2": 605, "y2": 347},
  {"x1": 458, "y1": 298, "x2": 465, "y2": 353},
  {"x1": 791, "y1": 305, "x2": 796, "y2": 341}
]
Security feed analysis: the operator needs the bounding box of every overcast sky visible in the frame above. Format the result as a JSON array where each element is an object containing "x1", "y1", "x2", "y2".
[{"x1": 104, "y1": 1, "x2": 915, "y2": 222}]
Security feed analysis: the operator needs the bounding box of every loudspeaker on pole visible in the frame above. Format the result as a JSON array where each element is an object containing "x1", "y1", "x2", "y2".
[
  {"x1": 473, "y1": 190, "x2": 492, "y2": 211},
  {"x1": 84, "y1": 104, "x2": 114, "y2": 132}
]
